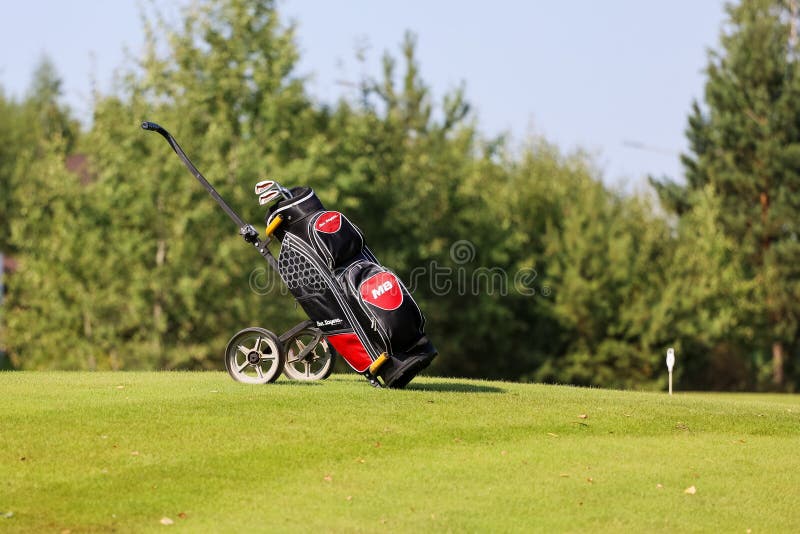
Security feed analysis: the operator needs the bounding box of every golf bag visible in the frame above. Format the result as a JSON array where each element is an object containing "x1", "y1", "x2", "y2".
[{"x1": 266, "y1": 187, "x2": 437, "y2": 388}]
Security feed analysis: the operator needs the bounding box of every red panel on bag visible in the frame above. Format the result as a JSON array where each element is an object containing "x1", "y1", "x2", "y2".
[
  {"x1": 360, "y1": 272, "x2": 403, "y2": 311},
  {"x1": 327, "y1": 332, "x2": 372, "y2": 372},
  {"x1": 315, "y1": 211, "x2": 342, "y2": 233}
]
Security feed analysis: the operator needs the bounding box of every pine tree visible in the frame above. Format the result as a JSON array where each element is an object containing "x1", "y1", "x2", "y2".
[
  {"x1": 652, "y1": 0, "x2": 800, "y2": 388},
  {"x1": 1, "y1": 59, "x2": 81, "y2": 368}
]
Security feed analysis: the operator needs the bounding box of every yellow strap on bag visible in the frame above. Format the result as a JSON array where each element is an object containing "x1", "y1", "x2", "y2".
[
  {"x1": 369, "y1": 353, "x2": 389, "y2": 375},
  {"x1": 265, "y1": 215, "x2": 283, "y2": 237}
]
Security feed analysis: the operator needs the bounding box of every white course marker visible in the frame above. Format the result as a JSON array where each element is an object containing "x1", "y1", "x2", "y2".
[{"x1": 666, "y1": 348, "x2": 675, "y2": 395}]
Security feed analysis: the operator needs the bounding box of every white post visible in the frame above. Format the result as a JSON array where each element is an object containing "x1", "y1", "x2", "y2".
[{"x1": 666, "y1": 348, "x2": 675, "y2": 395}]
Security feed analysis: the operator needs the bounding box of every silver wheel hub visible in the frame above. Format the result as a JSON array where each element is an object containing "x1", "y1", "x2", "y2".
[{"x1": 247, "y1": 351, "x2": 261, "y2": 365}]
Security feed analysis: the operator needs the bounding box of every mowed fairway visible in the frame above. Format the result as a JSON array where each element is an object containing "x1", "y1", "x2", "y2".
[{"x1": 1, "y1": 372, "x2": 799, "y2": 532}]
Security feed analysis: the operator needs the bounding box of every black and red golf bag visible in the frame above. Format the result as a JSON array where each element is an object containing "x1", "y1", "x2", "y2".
[{"x1": 266, "y1": 187, "x2": 437, "y2": 388}]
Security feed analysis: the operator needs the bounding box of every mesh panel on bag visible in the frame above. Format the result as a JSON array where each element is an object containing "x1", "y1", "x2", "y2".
[{"x1": 278, "y1": 240, "x2": 327, "y2": 293}]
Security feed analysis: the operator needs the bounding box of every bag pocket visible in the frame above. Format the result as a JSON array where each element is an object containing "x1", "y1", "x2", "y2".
[
  {"x1": 309, "y1": 211, "x2": 364, "y2": 269},
  {"x1": 342, "y1": 261, "x2": 425, "y2": 355}
]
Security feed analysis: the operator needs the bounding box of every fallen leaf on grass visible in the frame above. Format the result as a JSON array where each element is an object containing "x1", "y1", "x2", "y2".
[
  {"x1": 159, "y1": 517, "x2": 173, "y2": 525},
  {"x1": 684, "y1": 486, "x2": 697, "y2": 495}
]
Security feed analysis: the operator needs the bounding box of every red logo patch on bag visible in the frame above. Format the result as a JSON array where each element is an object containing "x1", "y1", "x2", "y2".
[
  {"x1": 315, "y1": 212, "x2": 342, "y2": 233},
  {"x1": 360, "y1": 272, "x2": 403, "y2": 311}
]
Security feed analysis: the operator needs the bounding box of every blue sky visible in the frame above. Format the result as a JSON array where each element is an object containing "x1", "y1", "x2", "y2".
[{"x1": 0, "y1": 0, "x2": 727, "y2": 187}]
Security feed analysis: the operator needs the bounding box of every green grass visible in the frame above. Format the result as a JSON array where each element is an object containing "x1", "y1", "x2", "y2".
[{"x1": 1, "y1": 372, "x2": 799, "y2": 533}]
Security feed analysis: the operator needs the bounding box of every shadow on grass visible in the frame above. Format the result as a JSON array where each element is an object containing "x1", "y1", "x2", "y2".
[{"x1": 405, "y1": 381, "x2": 505, "y2": 394}]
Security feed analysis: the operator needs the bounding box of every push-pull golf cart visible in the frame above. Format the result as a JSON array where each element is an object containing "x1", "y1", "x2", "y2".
[{"x1": 142, "y1": 122, "x2": 437, "y2": 388}]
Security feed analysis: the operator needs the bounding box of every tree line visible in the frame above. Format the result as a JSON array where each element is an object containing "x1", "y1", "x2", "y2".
[{"x1": 1, "y1": 0, "x2": 798, "y2": 391}]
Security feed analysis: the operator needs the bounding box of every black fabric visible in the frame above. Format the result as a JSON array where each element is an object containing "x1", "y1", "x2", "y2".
[
  {"x1": 266, "y1": 187, "x2": 325, "y2": 240},
  {"x1": 277, "y1": 236, "x2": 352, "y2": 335},
  {"x1": 341, "y1": 260, "x2": 425, "y2": 355},
  {"x1": 309, "y1": 211, "x2": 364, "y2": 269}
]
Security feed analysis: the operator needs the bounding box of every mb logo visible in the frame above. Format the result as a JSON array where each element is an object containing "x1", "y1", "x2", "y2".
[{"x1": 372, "y1": 280, "x2": 394, "y2": 299}]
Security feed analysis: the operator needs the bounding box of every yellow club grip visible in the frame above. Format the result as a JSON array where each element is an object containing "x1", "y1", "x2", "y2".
[
  {"x1": 265, "y1": 215, "x2": 283, "y2": 237},
  {"x1": 369, "y1": 353, "x2": 389, "y2": 375}
]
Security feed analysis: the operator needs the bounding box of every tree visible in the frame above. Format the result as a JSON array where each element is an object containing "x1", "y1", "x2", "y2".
[
  {"x1": 4, "y1": 136, "x2": 100, "y2": 369},
  {"x1": 652, "y1": 0, "x2": 800, "y2": 388},
  {"x1": 652, "y1": 186, "x2": 757, "y2": 390},
  {"x1": 0, "y1": 90, "x2": 25, "y2": 252},
  {"x1": 532, "y1": 162, "x2": 672, "y2": 388},
  {"x1": 4, "y1": 0, "x2": 318, "y2": 369},
  {"x1": 0, "y1": 57, "x2": 78, "y2": 252},
  {"x1": 1, "y1": 59, "x2": 80, "y2": 368}
]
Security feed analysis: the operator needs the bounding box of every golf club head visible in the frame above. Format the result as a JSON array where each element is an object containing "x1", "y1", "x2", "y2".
[
  {"x1": 255, "y1": 180, "x2": 276, "y2": 195},
  {"x1": 254, "y1": 179, "x2": 292, "y2": 201},
  {"x1": 258, "y1": 189, "x2": 282, "y2": 206}
]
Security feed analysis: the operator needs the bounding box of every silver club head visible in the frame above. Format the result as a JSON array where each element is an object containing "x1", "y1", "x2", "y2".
[
  {"x1": 254, "y1": 179, "x2": 292, "y2": 200},
  {"x1": 258, "y1": 189, "x2": 282, "y2": 206},
  {"x1": 254, "y1": 180, "x2": 276, "y2": 195}
]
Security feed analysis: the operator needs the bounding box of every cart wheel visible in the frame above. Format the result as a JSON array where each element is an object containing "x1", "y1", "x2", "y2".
[
  {"x1": 224, "y1": 327, "x2": 285, "y2": 384},
  {"x1": 283, "y1": 328, "x2": 336, "y2": 381}
]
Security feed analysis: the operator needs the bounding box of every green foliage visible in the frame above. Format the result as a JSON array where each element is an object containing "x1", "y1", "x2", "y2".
[
  {"x1": 0, "y1": 57, "x2": 79, "y2": 252},
  {"x1": 654, "y1": 186, "x2": 758, "y2": 390},
  {"x1": 5, "y1": 138, "x2": 103, "y2": 369},
  {"x1": 77, "y1": 0, "x2": 314, "y2": 369},
  {"x1": 533, "y1": 165, "x2": 672, "y2": 388},
  {"x1": 2, "y1": 0, "x2": 798, "y2": 391},
  {"x1": 0, "y1": 90, "x2": 24, "y2": 252},
  {"x1": 0, "y1": 57, "x2": 82, "y2": 367},
  {"x1": 652, "y1": 0, "x2": 800, "y2": 389}
]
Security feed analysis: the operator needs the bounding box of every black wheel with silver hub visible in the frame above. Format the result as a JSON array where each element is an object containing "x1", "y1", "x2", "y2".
[{"x1": 224, "y1": 327, "x2": 285, "y2": 384}]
